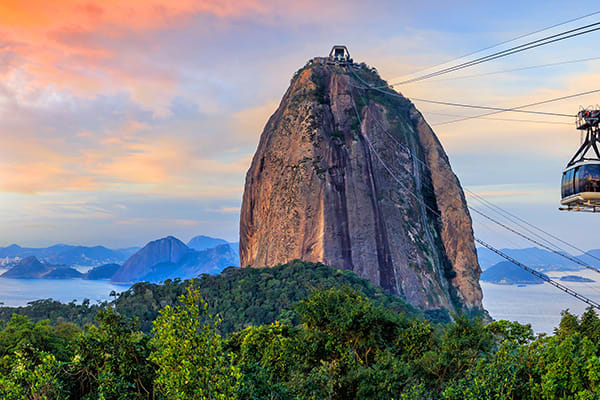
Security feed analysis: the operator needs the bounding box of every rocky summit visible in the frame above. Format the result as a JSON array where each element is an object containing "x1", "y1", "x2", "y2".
[{"x1": 239, "y1": 58, "x2": 483, "y2": 313}]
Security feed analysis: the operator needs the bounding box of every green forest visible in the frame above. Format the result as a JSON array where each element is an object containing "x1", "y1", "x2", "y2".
[{"x1": 1, "y1": 261, "x2": 600, "y2": 399}]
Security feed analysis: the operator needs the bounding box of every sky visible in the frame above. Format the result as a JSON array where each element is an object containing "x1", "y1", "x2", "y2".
[{"x1": 1, "y1": 0, "x2": 600, "y2": 250}]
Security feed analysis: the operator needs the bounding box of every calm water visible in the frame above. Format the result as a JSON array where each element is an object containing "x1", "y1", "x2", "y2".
[
  {"x1": 0, "y1": 273, "x2": 130, "y2": 307},
  {"x1": 482, "y1": 269, "x2": 600, "y2": 334}
]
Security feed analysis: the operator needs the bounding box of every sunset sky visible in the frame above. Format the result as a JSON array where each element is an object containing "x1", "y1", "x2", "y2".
[{"x1": 2, "y1": 0, "x2": 600, "y2": 249}]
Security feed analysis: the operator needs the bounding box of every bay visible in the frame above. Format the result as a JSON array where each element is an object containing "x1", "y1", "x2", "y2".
[
  {"x1": 482, "y1": 269, "x2": 600, "y2": 334},
  {"x1": 0, "y1": 275, "x2": 129, "y2": 307}
]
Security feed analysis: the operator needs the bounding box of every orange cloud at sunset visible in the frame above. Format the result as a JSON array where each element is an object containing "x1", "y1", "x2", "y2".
[
  {"x1": 0, "y1": 0, "x2": 358, "y2": 115},
  {"x1": 0, "y1": 1, "x2": 266, "y2": 33},
  {"x1": 0, "y1": 0, "x2": 269, "y2": 114},
  {"x1": 0, "y1": 162, "x2": 96, "y2": 193}
]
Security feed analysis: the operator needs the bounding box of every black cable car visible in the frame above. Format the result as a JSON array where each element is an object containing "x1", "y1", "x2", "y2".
[{"x1": 560, "y1": 107, "x2": 600, "y2": 212}]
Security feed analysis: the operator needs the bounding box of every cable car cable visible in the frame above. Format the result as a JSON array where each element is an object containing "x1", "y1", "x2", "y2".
[
  {"x1": 389, "y1": 22, "x2": 600, "y2": 86},
  {"x1": 466, "y1": 190, "x2": 600, "y2": 264},
  {"x1": 465, "y1": 191, "x2": 590, "y2": 258},
  {"x1": 349, "y1": 66, "x2": 579, "y2": 118},
  {"x1": 371, "y1": 91, "x2": 600, "y2": 267},
  {"x1": 470, "y1": 206, "x2": 600, "y2": 274},
  {"x1": 416, "y1": 99, "x2": 573, "y2": 118},
  {"x1": 392, "y1": 10, "x2": 600, "y2": 82},
  {"x1": 476, "y1": 239, "x2": 600, "y2": 309},
  {"x1": 431, "y1": 89, "x2": 600, "y2": 126},
  {"x1": 348, "y1": 84, "x2": 600, "y2": 309},
  {"x1": 408, "y1": 56, "x2": 600, "y2": 85},
  {"x1": 350, "y1": 79, "x2": 573, "y2": 117},
  {"x1": 471, "y1": 213, "x2": 600, "y2": 300},
  {"x1": 424, "y1": 111, "x2": 572, "y2": 125}
]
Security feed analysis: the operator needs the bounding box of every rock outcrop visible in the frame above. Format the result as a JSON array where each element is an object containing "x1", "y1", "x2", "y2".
[{"x1": 239, "y1": 60, "x2": 483, "y2": 313}]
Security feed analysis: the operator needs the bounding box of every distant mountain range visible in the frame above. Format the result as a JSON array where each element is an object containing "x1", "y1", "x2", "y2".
[
  {"x1": 476, "y1": 247, "x2": 600, "y2": 271},
  {"x1": 0, "y1": 235, "x2": 240, "y2": 283},
  {"x1": 0, "y1": 244, "x2": 139, "y2": 267}
]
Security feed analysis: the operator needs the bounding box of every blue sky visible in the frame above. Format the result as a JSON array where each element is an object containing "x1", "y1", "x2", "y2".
[{"x1": 1, "y1": 0, "x2": 599, "y2": 249}]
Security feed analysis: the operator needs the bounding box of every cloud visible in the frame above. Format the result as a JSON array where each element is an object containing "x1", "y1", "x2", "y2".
[
  {"x1": 204, "y1": 207, "x2": 240, "y2": 213},
  {"x1": 0, "y1": 0, "x2": 363, "y2": 116},
  {"x1": 0, "y1": 162, "x2": 96, "y2": 193}
]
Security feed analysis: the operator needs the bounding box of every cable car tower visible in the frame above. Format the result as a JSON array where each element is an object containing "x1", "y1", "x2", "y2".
[{"x1": 560, "y1": 107, "x2": 600, "y2": 212}]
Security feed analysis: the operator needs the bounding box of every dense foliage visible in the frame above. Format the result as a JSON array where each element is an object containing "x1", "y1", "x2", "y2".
[{"x1": 1, "y1": 261, "x2": 600, "y2": 398}]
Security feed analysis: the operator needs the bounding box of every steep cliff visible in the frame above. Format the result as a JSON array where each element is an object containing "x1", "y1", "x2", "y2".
[{"x1": 239, "y1": 60, "x2": 483, "y2": 313}]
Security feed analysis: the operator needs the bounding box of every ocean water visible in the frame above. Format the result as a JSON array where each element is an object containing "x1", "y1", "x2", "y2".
[
  {"x1": 482, "y1": 269, "x2": 600, "y2": 334},
  {"x1": 0, "y1": 274, "x2": 130, "y2": 307}
]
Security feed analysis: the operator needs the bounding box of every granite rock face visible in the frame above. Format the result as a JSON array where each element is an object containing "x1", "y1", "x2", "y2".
[{"x1": 239, "y1": 62, "x2": 483, "y2": 313}]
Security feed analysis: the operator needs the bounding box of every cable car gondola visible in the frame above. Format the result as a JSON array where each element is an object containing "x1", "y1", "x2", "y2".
[{"x1": 560, "y1": 107, "x2": 600, "y2": 212}]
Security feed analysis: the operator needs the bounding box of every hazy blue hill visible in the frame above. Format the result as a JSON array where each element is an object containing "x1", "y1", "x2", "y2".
[
  {"x1": 228, "y1": 242, "x2": 240, "y2": 265},
  {"x1": 579, "y1": 250, "x2": 600, "y2": 267},
  {"x1": 169, "y1": 243, "x2": 238, "y2": 275},
  {"x1": 44, "y1": 267, "x2": 84, "y2": 279},
  {"x1": 187, "y1": 235, "x2": 228, "y2": 251},
  {"x1": 84, "y1": 263, "x2": 120, "y2": 280},
  {"x1": 112, "y1": 236, "x2": 193, "y2": 283},
  {"x1": 111, "y1": 237, "x2": 239, "y2": 283},
  {"x1": 134, "y1": 243, "x2": 239, "y2": 283},
  {"x1": 0, "y1": 256, "x2": 52, "y2": 278},
  {"x1": 481, "y1": 261, "x2": 548, "y2": 285},
  {"x1": 477, "y1": 247, "x2": 583, "y2": 271}
]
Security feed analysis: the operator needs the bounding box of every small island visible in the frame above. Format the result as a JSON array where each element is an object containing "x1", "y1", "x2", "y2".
[
  {"x1": 560, "y1": 275, "x2": 595, "y2": 283},
  {"x1": 481, "y1": 261, "x2": 548, "y2": 285}
]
